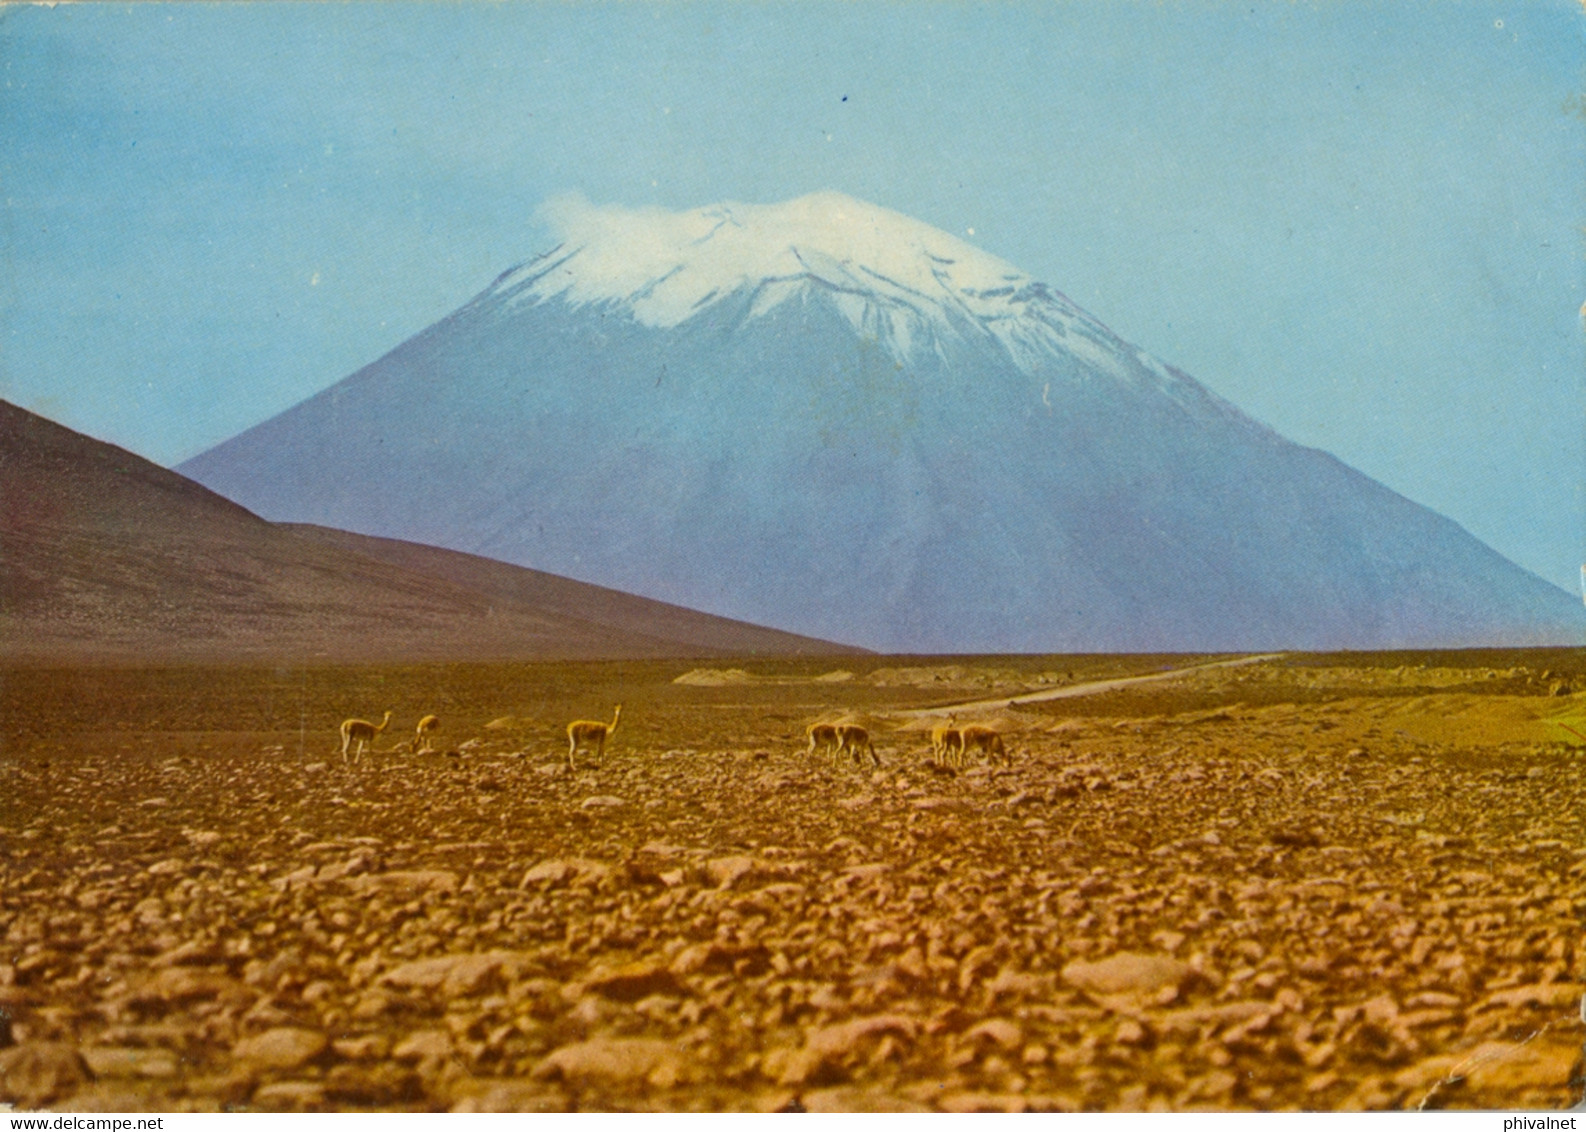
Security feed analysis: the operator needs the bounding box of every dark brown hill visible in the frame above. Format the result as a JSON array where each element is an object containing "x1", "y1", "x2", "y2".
[
  {"x1": 0, "y1": 401, "x2": 853, "y2": 662},
  {"x1": 282, "y1": 522, "x2": 857, "y2": 660}
]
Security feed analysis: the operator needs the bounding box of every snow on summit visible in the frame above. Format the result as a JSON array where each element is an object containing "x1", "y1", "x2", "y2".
[{"x1": 489, "y1": 192, "x2": 1133, "y2": 374}]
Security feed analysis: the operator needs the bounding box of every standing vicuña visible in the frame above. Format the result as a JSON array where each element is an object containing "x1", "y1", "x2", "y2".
[
  {"x1": 567, "y1": 705, "x2": 621, "y2": 770},
  {"x1": 340, "y1": 711, "x2": 392, "y2": 761},
  {"x1": 960, "y1": 724, "x2": 1007, "y2": 764},
  {"x1": 412, "y1": 714, "x2": 440, "y2": 754},
  {"x1": 930, "y1": 719, "x2": 963, "y2": 766}
]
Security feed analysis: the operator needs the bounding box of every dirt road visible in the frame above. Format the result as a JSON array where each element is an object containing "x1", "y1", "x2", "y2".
[{"x1": 894, "y1": 653, "x2": 1285, "y2": 719}]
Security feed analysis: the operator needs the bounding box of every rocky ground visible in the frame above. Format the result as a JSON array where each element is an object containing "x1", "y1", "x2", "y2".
[{"x1": 1, "y1": 652, "x2": 1583, "y2": 1112}]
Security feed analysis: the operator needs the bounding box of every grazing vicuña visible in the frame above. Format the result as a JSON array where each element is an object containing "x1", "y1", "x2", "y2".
[
  {"x1": 805, "y1": 722, "x2": 840, "y2": 761},
  {"x1": 412, "y1": 713, "x2": 440, "y2": 754},
  {"x1": 961, "y1": 723, "x2": 1007, "y2": 764},
  {"x1": 836, "y1": 722, "x2": 880, "y2": 768}
]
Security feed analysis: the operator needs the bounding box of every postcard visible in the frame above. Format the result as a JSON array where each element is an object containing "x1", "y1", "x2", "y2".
[{"x1": 1, "y1": 0, "x2": 1582, "y2": 1115}]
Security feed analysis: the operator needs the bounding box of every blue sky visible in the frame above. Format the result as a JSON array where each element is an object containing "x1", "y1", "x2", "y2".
[{"x1": 2, "y1": 0, "x2": 1582, "y2": 592}]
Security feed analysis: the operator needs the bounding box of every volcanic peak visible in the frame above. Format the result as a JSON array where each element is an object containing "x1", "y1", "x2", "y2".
[{"x1": 484, "y1": 191, "x2": 1138, "y2": 376}]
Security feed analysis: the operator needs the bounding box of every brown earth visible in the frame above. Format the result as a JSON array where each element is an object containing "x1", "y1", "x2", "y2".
[{"x1": 2, "y1": 650, "x2": 1583, "y2": 1112}]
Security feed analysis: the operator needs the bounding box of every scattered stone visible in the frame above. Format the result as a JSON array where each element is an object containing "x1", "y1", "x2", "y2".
[
  {"x1": 232, "y1": 1027, "x2": 327, "y2": 1071},
  {"x1": 380, "y1": 951, "x2": 536, "y2": 997},
  {"x1": 80, "y1": 1046, "x2": 180, "y2": 1079},
  {"x1": 704, "y1": 855, "x2": 758, "y2": 888},
  {"x1": 764, "y1": 1014, "x2": 917, "y2": 1085},
  {"x1": 348, "y1": 869, "x2": 458, "y2": 895},
  {"x1": 964, "y1": 1018, "x2": 1023, "y2": 1050},
  {"x1": 521, "y1": 859, "x2": 575, "y2": 885},
  {"x1": 985, "y1": 967, "x2": 1051, "y2": 997},
  {"x1": 1061, "y1": 952, "x2": 1193, "y2": 1000},
  {"x1": 520, "y1": 857, "x2": 611, "y2": 888},
  {"x1": 532, "y1": 1037, "x2": 687, "y2": 1088},
  {"x1": 0, "y1": 1043, "x2": 92, "y2": 1107},
  {"x1": 391, "y1": 1030, "x2": 452, "y2": 1063},
  {"x1": 252, "y1": 1080, "x2": 327, "y2": 1110},
  {"x1": 322, "y1": 1062, "x2": 422, "y2": 1106},
  {"x1": 1477, "y1": 983, "x2": 1580, "y2": 1010},
  {"x1": 1114, "y1": 1018, "x2": 1150, "y2": 1046},
  {"x1": 331, "y1": 1035, "x2": 390, "y2": 1061},
  {"x1": 449, "y1": 1081, "x2": 571, "y2": 1112},
  {"x1": 124, "y1": 968, "x2": 254, "y2": 1009},
  {"x1": 801, "y1": 1085, "x2": 932, "y2": 1112},
  {"x1": 1459, "y1": 1039, "x2": 1584, "y2": 1092},
  {"x1": 582, "y1": 960, "x2": 687, "y2": 1002},
  {"x1": 349, "y1": 989, "x2": 396, "y2": 1020},
  {"x1": 841, "y1": 863, "x2": 888, "y2": 881},
  {"x1": 937, "y1": 1090, "x2": 1029, "y2": 1113},
  {"x1": 669, "y1": 941, "x2": 771, "y2": 977},
  {"x1": 1150, "y1": 930, "x2": 1187, "y2": 953}
]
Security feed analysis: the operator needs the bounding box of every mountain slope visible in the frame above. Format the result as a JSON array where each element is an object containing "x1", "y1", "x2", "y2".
[
  {"x1": 177, "y1": 193, "x2": 1583, "y2": 652},
  {"x1": 281, "y1": 523, "x2": 855, "y2": 659},
  {"x1": 0, "y1": 400, "x2": 852, "y2": 661}
]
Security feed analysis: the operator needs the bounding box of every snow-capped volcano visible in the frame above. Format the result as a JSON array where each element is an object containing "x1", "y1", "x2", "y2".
[
  {"x1": 178, "y1": 193, "x2": 1582, "y2": 652},
  {"x1": 490, "y1": 192, "x2": 1214, "y2": 405},
  {"x1": 503, "y1": 192, "x2": 1050, "y2": 334}
]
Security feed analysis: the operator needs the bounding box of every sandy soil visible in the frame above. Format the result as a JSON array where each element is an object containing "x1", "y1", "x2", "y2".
[{"x1": 1, "y1": 650, "x2": 1583, "y2": 1112}]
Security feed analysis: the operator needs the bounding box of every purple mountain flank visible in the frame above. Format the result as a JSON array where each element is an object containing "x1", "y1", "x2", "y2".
[
  {"x1": 177, "y1": 193, "x2": 1583, "y2": 653},
  {"x1": 0, "y1": 400, "x2": 852, "y2": 661}
]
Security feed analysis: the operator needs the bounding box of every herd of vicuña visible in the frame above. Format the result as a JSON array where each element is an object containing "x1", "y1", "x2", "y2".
[{"x1": 336, "y1": 704, "x2": 1011, "y2": 771}]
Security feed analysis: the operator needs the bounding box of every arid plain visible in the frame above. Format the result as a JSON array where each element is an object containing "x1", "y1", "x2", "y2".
[{"x1": 2, "y1": 649, "x2": 1583, "y2": 1112}]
